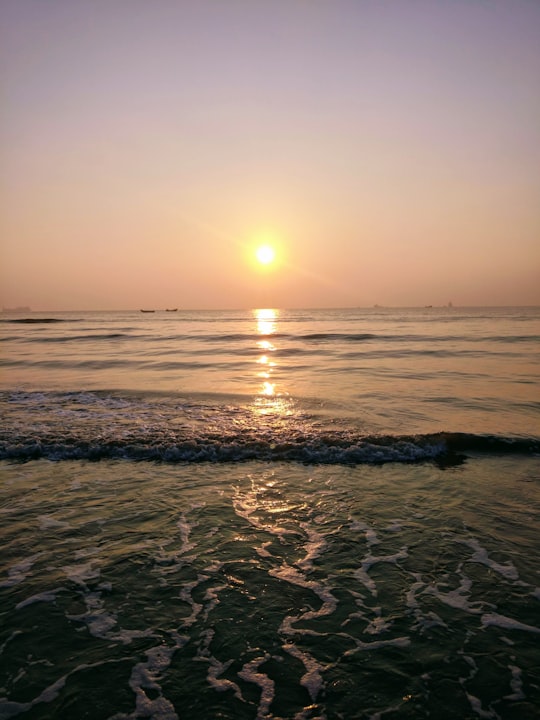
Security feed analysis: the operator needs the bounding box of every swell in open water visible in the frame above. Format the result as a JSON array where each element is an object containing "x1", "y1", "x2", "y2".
[{"x1": 1, "y1": 307, "x2": 539, "y2": 464}]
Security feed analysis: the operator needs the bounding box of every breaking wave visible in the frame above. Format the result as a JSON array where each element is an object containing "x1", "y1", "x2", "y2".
[{"x1": 1, "y1": 429, "x2": 537, "y2": 464}]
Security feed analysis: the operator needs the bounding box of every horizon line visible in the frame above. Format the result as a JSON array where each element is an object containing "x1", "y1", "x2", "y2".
[{"x1": 2, "y1": 304, "x2": 539, "y2": 314}]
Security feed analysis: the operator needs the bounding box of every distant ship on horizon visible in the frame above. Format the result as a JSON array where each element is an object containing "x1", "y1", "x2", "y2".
[{"x1": 140, "y1": 308, "x2": 178, "y2": 313}]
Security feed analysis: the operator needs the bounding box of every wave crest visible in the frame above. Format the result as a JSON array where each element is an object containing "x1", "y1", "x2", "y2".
[{"x1": 1, "y1": 431, "x2": 537, "y2": 465}]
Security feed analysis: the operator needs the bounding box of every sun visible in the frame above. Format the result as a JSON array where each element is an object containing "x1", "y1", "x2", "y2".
[
  {"x1": 255, "y1": 244, "x2": 275, "y2": 265},
  {"x1": 248, "y1": 228, "x2": 283, "y2": 271}
]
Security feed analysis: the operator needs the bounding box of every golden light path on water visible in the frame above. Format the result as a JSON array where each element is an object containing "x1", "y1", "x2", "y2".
[{"x1": 253, "y1": 308, "x2": 294, "y2": 417}]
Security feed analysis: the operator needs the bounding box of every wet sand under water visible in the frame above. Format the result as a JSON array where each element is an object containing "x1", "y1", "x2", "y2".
[{"x1": 0, "y1": 456, "x2": 539, "y2": 720}]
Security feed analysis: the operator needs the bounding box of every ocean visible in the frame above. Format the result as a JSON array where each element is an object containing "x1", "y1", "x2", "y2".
[{"x1": 0, "y1": 306, "x2": 539, "y2": 719}]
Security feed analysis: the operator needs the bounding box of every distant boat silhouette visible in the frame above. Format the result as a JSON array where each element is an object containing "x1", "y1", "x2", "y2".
[
  {"x1": 165, "y1": 308, "x2": 178, "y2": 312},
  {"x1": 140, "y1": 309, "x2": 155, "y2": 313}
]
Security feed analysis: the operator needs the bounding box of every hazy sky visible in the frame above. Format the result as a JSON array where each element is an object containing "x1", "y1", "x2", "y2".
[{"x1": 1, "y1": 0, "x2": 539, "y2": 310}]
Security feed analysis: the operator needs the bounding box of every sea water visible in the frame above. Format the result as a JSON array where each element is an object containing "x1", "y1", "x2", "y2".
[{"x1": 0, "y1": 307, "x2": 539, "y2": 719}]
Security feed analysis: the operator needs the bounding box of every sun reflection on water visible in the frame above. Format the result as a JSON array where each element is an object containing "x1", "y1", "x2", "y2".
[
  {"x1": 256, "y1": 308, "x2": 278, "y2": 336},
  {"x1": 252, "y1": 308, "x2": 292, "y2": 416}
]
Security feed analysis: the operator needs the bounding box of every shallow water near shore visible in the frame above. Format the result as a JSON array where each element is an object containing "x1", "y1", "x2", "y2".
[{"x1": 1, "y1": 456, "x2": 539, "y2": 720}]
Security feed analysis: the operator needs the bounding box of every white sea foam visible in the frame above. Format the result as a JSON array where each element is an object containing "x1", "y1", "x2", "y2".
[
  {"x1": 405, "y1": 573, "x2": 448, "y2": 631},
  {"x1": 119, "y1": 636, "x2": 188, "y2": 720},
  {"x1": 1, "y1": 658, "x2": 140, "y2": 719},
  {"x1": 353, "y1": 564, "x2": 378, "y2": 596},
  {"x1": 255, "y1": 541, "x2": 273, "y2": 557},
  {"x1": 0, "y1": 698, "x2": 31, "y2": 718},
  {"x1": 500, "y1": 636, "x2": 515, "y2": 645},
  {"x1": 238, "y1": 655, "x2": 274, "y2": 718},
  {"x1": 481, "y1": 612, "x2": 540, "y2": 634},
  {"x1": 63, "y1": 583, "x2": 154, "y2": 645},
  {"x1": 177, "y1": 512, "x2": 197, "y2": 555},
  {"x1": 282, "y1": 642, "x2": 326, "y2": 702},
  {"x1": 206, "y1": 657, "x2": 244, "y2": 700},
  {"x1": 353, "y1": 547, "x2": 408, "y2": 597},
  {"x1": 178, "y1": 574, "x2": 208, "y2": 627},
  {"x1": 193, "y1": 629, "x2": 244, "y2": 698},
  {"x1": 504, "y1": 664, "x2": 525, "y2": 701},
  {"x1": 112, "y1": 629, "x2": 157, "y2": 645},
  {"x1": 152, "y1": 548, "x2": 185, "y2": 575},
  {"x1": 364, "y1": 607, "x2": 393, "y2": 635},
  {"x1": 385, "y1": 520, "x2": 404, "y2": 532},
  {"x1": 16, "y1": 588, "x2": 65, "y2": 610},
  {"x1": 424, "y1": 571, "x2": 490, "y2": 614},
  {"x1": 0, "y1": 674, "x2": 68, "y2": 718},
  {"x1": 404, "y1": 573, "x2": 424, "y2": 612},
  {"x1": 61, "y1": 561, "x2": 100, "y2": 588},
  {"x1": 296, "y1": 521, "x2": 327, "y2": 572},
  {"x1": 341, "y1": 589, "x2": 370, "y2": 627},
  {"x1": 464, "y1": 692, "x2": 500, "y2": 719},
  {"x1": 269, "y1": 563, "x2": 337, "y2": 632},
  {"x1": 457, "y1": 538, "x2": 519, "y2": 580},
  {"x1": 38, "y1": 515, "x2": 70, "y2": 530},
  {"x1": 349, "y1": 520, "x2": 380, "y2": 545},
  {"x1": 201, "y1": 582, "x2": 227, "y2": 621},
  {"x1": 343, "y1": 635, "x2": 411, "y2": 657},
  {"x1": 0, "y1": 553, "x2": 43, "y2": 588},
  {"x1": 67, "y1": 590, "x2": 118, "y2": 637}
]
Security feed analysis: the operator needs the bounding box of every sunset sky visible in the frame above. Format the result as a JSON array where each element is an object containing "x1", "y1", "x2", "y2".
[{"x1": 1, "y1": 0, "x2": 539, "y2": 310}]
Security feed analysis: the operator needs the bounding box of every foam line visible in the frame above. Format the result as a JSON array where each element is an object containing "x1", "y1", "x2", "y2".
[
  {"x1": 238, "y1": 655, "x2": 274, "y2": 718},
  {"x1": 481, "y1": 612, "x2": 540, "y2": 634},
  {"x1": 456, "y1": 538, "x2": 519, "y2": 580},
  {"x1": 282, "y1": 643, "x2": 326, "y2": 703}
]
